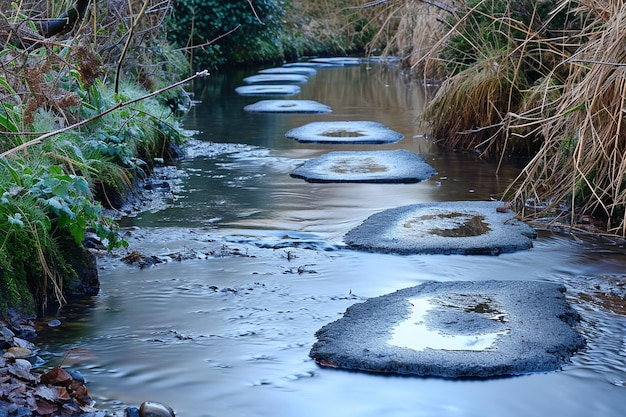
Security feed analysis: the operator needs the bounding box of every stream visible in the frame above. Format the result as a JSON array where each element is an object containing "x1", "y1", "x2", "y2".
[{"x1": 37, "y1": 60, "x2": 626, "y2": 417}]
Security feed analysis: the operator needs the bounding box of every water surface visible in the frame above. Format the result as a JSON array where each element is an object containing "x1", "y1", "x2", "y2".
[{"x1": 38, "y1": 61, "x2": 626, "y2": 417}]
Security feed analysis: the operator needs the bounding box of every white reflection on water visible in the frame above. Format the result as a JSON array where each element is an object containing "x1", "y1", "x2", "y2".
[{"x1": 389, "y1": 297, "x2": 509, "y2": 351}]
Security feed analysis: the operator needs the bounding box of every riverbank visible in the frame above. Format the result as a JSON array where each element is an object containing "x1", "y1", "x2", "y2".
[
  {"x1": 0, "y1": 0, "x2": 380, "y2": 320},
  {"x1": 365, "y1": 0, "x2": 626, "y2": 235}
]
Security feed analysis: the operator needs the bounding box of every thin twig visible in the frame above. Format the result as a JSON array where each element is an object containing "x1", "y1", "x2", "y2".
[
  {"x1": 247, "y1": 0, "x2": 263, "y2": 24},
  {"x1": 115, "y1": 0, "x2": 150, "y2": 95},
  {"x1": 174, "y1": 24, "x2": 241, "y2": 52},
  {"x1": 570, "y1": 58, "x2": 626, "y2": 67}
]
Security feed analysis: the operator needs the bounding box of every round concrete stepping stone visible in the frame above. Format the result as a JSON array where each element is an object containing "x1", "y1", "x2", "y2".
[
  {"x1": 290, "y1": 150, "x2": 436, "y2": 183},
  {"x1": 310, "y1": 280, "x2": 585, "y2": 378},
  {"x1": 310, "y1": 57, "x2": 362, "y2": 66},
  {"x1": 243, "y1": 74, "x2": 309, "y2": 84},
  {"x1": 344, "y1": 200, "x2": 537, "y2": 255},
  {"x1": 259, "y1": 67, "x2": 317, "y2": 76},
  {"x1": 283, "y1": 62, "x2": 337, "y2": 69},
  {"x1": 244, "y1": 100, "x2": 332, "y2": 114},
  {"x1": 364, "y1": 55, "x2": 402, "y2": 63},
  {"x1": 285, "y1": 121, "x2": 403, "y2": 144},
  {"x1": 235, "y1": 85, "x2": 301, "y2": 96}
]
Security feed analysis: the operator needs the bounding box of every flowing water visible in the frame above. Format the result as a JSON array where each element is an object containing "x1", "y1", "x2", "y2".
[{"x1": 37, "y1": 61, "x2": 626, "y2": 417}]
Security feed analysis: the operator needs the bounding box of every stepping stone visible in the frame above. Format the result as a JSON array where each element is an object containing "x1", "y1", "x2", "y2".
[
  {"x1": 243, "y1": 74, "x2": 309, "y2": 84},
  {"x1": 364, "y1": 56, "x2": 402, "y2": 63},
  {"x1": 285, "y1": 121, "x2": 403, "y2": 144},
  {"x1": 283, "y1": 62, "x2": 337, "y2": 69},
  {"x1": 344, "y1": 200, "x2": 537, "y2": 255},
  {"x1": 290, "y1": 150, "x2": 436, "y2": 183},
  {"x1": 259, "y1": 67, "x2": 317, "y2": 76},
  {"x1": 235, "y1": 85, "x2": 301, "y2": 96},
  {"x1": 310, "y1": 57, "x2": 362, "y2": 66},
  {"x1": 310, "y1": 280, "x2": 585, "y2": 378},
  {"x1": 244, "y1": 100, "x2": 332, "y2": 114}
]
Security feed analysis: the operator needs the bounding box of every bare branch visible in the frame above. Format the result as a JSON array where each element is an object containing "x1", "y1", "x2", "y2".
[
  {"x1": 247, "y1": 0, "x2": 263, "y2": 24},
  {"x1": 174, "y1": 25, "x2": 241, "y2": 52}
]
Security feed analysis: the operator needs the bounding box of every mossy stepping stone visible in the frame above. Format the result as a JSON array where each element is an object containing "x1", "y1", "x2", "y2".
[
  {"x1": 259, "y1": 67, "x2": 317, "y2": 76},
  {"x1": 244, "y1": 100, "x2": 332, "y2": 114},
  {"x1": 310, "y1": 57, "x2": 362, "y2": 66},
  {"x1": 235, "y1": 85, "x2": 301, "y2": 96},
  {"x1": 243, "y1": 74, "x2": 309, "y2": 84},
  {"x1": 344, "y1": 201, "x2": 537, "y2": 255},
  {"x1": 290, "y1": 150, "x2": 436, "y2": 183},
  {"x1": 285, "y1": 121, "x2": 403, "y2": 144},
  {"x1": 310, "y1": 280, "x2": 584, "y2": 378},
  {"x1": 283, "y1": 62, "x2": 337, "y2": 69}
]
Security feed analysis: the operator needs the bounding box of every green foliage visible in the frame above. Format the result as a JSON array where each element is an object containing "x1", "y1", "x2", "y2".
[
  {"x1": 165, "y1": 0, "x2": 377, "y2": 70},
  {"x1": 166, "y1": 0, "x2": 286, "y2": 69},
  {"x1": 0, "y1": 179, "x2": 52, "y2": 316},
  {"x1": 442, "y1": 0, "x2": 580, "y2": 79},
  {"x1": 421, "y1": 0, "x2": 584, "y2": 156},
  {"x1": 0, "y1": 0, "x2": 191, "y2": 316}
]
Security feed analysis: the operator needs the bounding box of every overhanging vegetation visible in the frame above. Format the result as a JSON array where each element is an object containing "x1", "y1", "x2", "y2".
[
  {"x1": 0, "y1": 0, "x2": 195, "y2": 316},
  {"x1": 368, "y1": 0, "x2": 626, "y2": 235}
]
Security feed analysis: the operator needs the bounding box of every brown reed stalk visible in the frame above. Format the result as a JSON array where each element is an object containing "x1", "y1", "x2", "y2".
[
  {"x1": 364, "y1": 0, "x2": 451, "y2": 78},
  {"x1": 505, "y1": 1, "x2": 626, "y2": 235}
]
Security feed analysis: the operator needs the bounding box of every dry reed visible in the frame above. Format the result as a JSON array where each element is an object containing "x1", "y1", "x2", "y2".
[
  {"x1": 506, "y1": 1, "x2": 626, "y2": 235},
  {"x1": 364, "y1": 0, "x2": 452, "y2": 78}
]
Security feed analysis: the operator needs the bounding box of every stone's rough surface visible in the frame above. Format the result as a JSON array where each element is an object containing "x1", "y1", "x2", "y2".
[
  {"x1": 244, "y1": 100, "x2": 332, "y2": 114},
  {"x1": 310, "y1": 280, "x2": 585, "y2": 378},
  {"x1": 243, "y1": 74, "x2": 309, "y2": 84},
  {"x1": 285, "y1": 121, "x2": 404, "y2": 144},
  {"x1": 259, "y1": 67, "x2": 317, "y2": 75},
  {"x1": 290, "y1": 150, "x2": 436, "y2": 183},
  {"x1": 235, "y1": 85, "x2": 301, "y2": 96},
  {"x1": 345, "y1": 200, "x2": 537, "y2": 255}
]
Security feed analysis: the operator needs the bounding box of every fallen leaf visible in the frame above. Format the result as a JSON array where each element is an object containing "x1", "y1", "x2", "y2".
[
  {"x1": 34, "y1": 385, "x2": 59, "y2": 402},
  {"x1": 40, "y1": 367, "x2": 72, "y2": 386},
  {"x1": 7, "y1": 364, "x2": 39, "y2": 382},
  {"x1": 316, "y1": 358, "x2": 338, "y2": 368},
  {"x1": 56, "y1": 386, "x2": 71, "y2": 400},
  {"x1": 35, "y1": 398, "x2": 57, "y2": 415}
]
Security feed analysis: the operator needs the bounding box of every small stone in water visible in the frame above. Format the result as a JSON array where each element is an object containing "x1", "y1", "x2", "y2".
[
  {"x1": 48, "y1": 319, "x2": 62, "y2": 327},
  {"x1": 139, "y1": 401, "x2": 176, "y2": 417},
  {"x1": 68, "y1": 369, "x2": 85, "y2": 382},
  {"x1": 12, "y1": 337, "x2": 36, "y2": 350},
  {"x1": 125, "y1": 407, "x2": 141, "y2": 417},
  {"x1": 0, "y1": 326, "x2": 15, "y2": 339},
  {"x1": 13, "y1": 358, "x2": 32, "y2": 372},
  {"x1": 6, "y1": 346, "x2": 32, "y2": 359}
]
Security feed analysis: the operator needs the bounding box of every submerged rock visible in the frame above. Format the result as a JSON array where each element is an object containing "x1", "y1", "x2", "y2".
[
  {"x1": 310, "y1": 280, "x2": 585, "y2": 378},
  {"x1": 139, "y1": 401, "x2": 176, "y2": 417}
]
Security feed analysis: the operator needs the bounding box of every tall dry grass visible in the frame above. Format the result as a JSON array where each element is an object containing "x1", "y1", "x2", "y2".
[
  {"x1": 364, "y1": 0, "x2": 452, "y2": 78},
  {"x1": 505, "y1": 0, "x2": 626, "y2": 235},
  {"x1": 365, "y1": 0, "x2": 626, "y2": 235}
]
